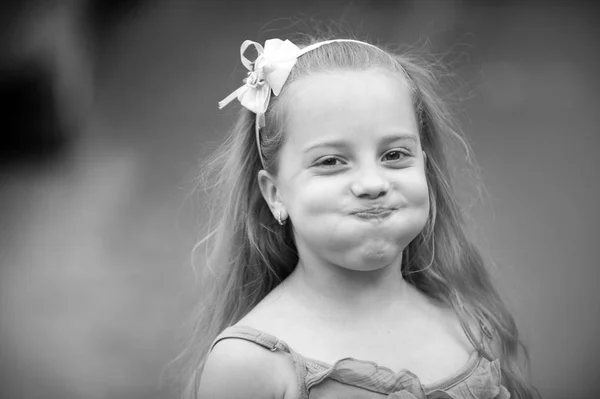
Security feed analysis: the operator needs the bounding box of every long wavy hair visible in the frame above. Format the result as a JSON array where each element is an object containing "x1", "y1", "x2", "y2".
[{"x1": 168, "y1": 37, "x2": 539, "y2": 399}]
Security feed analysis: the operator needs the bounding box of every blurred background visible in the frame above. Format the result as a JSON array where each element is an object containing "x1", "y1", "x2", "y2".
[{"x1": 0, "y1": 0, "x2": 598, "y2": 398}]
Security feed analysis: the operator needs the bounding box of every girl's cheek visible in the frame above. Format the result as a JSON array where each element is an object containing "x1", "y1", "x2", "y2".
[
  {"x1": 297, "y1": 181, "x2": 341, "y2": 212},
  {"x1": 412, "y1": 181, "x2": 430, "y2": 204},
  {"x1": 396, "y1": 172, "x2": 429, "y2": 202}
]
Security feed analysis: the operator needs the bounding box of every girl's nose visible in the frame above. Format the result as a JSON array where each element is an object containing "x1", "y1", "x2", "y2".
[{"x1": 349, "y1": 166, "x2": 390, "y2": 199}]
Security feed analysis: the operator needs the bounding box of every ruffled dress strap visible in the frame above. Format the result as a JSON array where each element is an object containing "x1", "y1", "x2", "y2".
[
  {"x1": 464, "y1": 317, "x2": 499, "y2": 362},
  {"x1": 209, "y1": 325, "x2": 311, "y2": 398},
  {"x1": 209, "y1": 325, "x2": 290, "y2": 353}
]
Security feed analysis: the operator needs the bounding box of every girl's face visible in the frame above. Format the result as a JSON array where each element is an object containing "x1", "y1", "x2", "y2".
[{"x1": 260, "y1": 69, "x2": 429, "y2": 272}]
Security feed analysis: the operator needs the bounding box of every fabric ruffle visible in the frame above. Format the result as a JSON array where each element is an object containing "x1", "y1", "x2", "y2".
[{"x1": 304, "y1": 354, "x2": 510, "y2": 399}]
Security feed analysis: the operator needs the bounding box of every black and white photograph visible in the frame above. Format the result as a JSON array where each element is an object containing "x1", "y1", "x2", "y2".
[{"x1": 1, "y1": 1, "x2": 598, "y2": 398}]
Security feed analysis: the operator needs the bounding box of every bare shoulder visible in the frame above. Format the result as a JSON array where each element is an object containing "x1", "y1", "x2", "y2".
[
  {"x1": 423, "y1": 296, "x2": 483, "y2": 353},
  {"x1": 198, "y1": 338, "x2": 296, "y2": 399},
  {"x1": 436, "y1": 302, "x2": 504, "y2": 360}
]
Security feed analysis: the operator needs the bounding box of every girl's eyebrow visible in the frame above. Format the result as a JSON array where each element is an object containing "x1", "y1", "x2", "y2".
[
  {"x1": 380, "y1": 133, "x2": 419, "y2": 146},
  {"x1": 304, "y1": 133, "x2": 419, "y2": 153},
  {"x1": 304, "y1": 140, "x2": 348, "y2": 153}
]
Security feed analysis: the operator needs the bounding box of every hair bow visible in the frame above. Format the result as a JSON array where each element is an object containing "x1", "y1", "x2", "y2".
[{"x1": 218, "y1": 39, "x2": 301, "y2": 128}]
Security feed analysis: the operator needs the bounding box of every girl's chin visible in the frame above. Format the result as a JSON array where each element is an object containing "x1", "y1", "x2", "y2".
[
  {"x1": 340, "y1": 256, "x2": 400, "y2": 272},
  {"x1": 346, "y1": 244, "x2": 402, "y2": 267}
]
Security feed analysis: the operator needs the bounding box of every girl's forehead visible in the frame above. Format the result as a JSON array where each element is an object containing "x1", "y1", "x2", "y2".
[{"x1": 284, "y1": 69, "x2": 418, "y2": 146}]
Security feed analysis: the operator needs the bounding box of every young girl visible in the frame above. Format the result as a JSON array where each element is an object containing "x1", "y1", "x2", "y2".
[{"x1": 177, "y1": 36, "x2": 539, "y2": 398}]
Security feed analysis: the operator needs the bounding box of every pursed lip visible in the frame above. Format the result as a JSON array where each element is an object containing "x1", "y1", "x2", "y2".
[{"x1": 350, "y1": 206, "x2": 396, "y2": 219}]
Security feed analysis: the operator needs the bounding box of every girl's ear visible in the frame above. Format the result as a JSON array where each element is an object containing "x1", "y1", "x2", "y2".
[{"x1": 257, "y1": 170, "x2": 284, "y2": 216}]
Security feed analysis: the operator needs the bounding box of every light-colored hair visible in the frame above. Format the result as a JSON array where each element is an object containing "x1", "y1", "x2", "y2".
[{"x1": 167, "y1": 36, "x2": 539, "y2": 399}]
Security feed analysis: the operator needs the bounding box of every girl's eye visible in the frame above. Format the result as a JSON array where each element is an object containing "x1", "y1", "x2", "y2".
[
  {"x1": 314, "y1": 156, "x2": 344, "y2": 168},
  {"x1": 383, "y1": 150, "x2": 408, "y2": 162}
]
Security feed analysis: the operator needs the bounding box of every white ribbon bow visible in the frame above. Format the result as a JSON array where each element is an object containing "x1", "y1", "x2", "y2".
[{"x1": 218, "y1": 39, "x2": 301, "y2": 127}]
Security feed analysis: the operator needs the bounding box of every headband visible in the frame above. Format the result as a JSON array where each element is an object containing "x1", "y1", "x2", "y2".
[{"x1": 218, "y1": 38, "x2": 382, "y2": 166}]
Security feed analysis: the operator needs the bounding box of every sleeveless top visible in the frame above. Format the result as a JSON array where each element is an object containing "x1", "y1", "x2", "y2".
[{"x1": 210, "y1": 321, "x2": 511, "y2": 399}]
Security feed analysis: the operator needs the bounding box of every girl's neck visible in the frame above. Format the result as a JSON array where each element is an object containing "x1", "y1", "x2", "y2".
[{"x1": 283, "y1": 253, "x2": 418, "y2": 321}]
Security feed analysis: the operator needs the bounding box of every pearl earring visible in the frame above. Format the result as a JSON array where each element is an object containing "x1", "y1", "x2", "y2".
[{"x1": 277, "y1": 210, "x2": 286, "y2": 225}]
